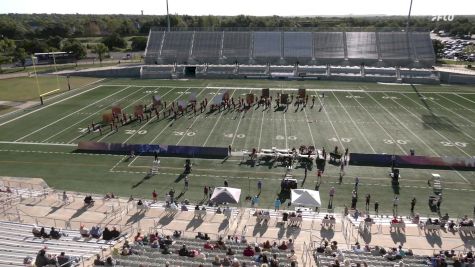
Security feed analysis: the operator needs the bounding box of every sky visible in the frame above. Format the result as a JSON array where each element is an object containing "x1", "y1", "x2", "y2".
[{"x1": 1, "y1": 0, "x2": 474, "y2": 16}]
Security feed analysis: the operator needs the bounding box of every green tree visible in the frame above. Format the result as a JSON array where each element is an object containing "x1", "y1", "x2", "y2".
[
  {"x1": 46, "y1": 36, "x2": 63, "y2": 50},
  {"x1": 432, "y1": 39, "x2": 444, "y2": 59},
  {"x1": 463, "y1": 45, "x2": 475, "y2": 55},
  {"x1": 62, "y1": 39, "x2": 86, "y2": 64},
  {"x1": 92, "y1": 43, "x2": 108, "y2": 64},
  {"x1": 130, "y1": 36, "x2": 147, "y2": 51},
  {"x1": 102, "y1": 33, "x2": 126, "y2": 50},
  {"x1": 0, "y1": 38, "x2": 16, "y2": 72},
  {"x1": 13, "y1": 48, "x2": 28, "y2": 69}
]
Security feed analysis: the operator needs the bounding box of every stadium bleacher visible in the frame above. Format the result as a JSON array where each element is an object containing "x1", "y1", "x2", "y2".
[
  {"x1": 222, "y1": 32, "x2": 252, "y2": 63},
  {"x1": 192, "y1": 32, "x2": 223, "y2": 63},
  {"x1": 283, "y1": 32, "x2": 313, "y2": 64},
  {"x1": 345, "y1": 32, "x2": 379, "y2": 64},
  {"x1": 313, "y1": 32, "x2": 346, "y2": 64},
  {"x1": 252, "y1": 32, "x2": 283, "y2": 64},
  {"x1": 160, "y1": 31, "x2": 194, "y2": 63}
]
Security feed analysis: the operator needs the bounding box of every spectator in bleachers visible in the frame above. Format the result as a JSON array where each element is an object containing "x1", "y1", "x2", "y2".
[
  {"x1": 204, "y1": 240, "x2": 215, "y2": 250},
  {"x1": 49, "y1": 227, "x2": 61, "y2": 239},
  {"x1": 105, "y1": 256, "x2": 114, "y2": 266},
  {"x1": 102, "y1": 227, "x2": 111, "y2": 240},
  {"x1": 226, "y1": 247, "x2": 235, "y2": 256},
  {"x1": 254, "y1": 242, "x2": 261, "y2": 253},
  {"x1": 84, "y1": 195, "x2": 94, "y2": 206},
  {"x1": 79, "y1": 225, "x2": 90, "y2": 238},
  {"x1": 212, "y1": 255, "x2": 222, "y2": 266},
  {"x1": 181, "y1": 203, "x2": 188, "y2": 211},
  {"x1": 32, "y1": 225, "x2": 41, "y2": 237},
  {"x1": 173, "y1": 230, "x2": 182, "y2": 238},
  {"x1": 216, "y1": 236, "x2": 227, "y2": 250},
  {"x1": 110, "y1": 226, "x2": 120, "y2": 239},
  {"x1": 56, "y1": 252, "x2": 72, "y2": 267},
  {"x1": 262, "y1": 240, "x2": 271, "y2": 251},
  {"x1": 94, "y1": 254, "x2": 105, "y2": 265},
  {"x1": 39, "y1": 227, "x2": 49, "y2": 238},
  {"x1": 162, "y1": 245, "x2": 172, "y2": 254},
  {"x1": 178, "y1": 244, "x2": 189, "y2": 256},
  {"x1": 194, "y1": 249, "x2": 206, "y2": 260},
  {"x1": 134, "y1": 232, "x2": 144, "y2": 245},
  {"x1": 288, "y1": 239, "x2": 294, "y2": 250},
  {"x1": 90, "y1": 225, "x2": 102, "y2": 238},
  {"x1": 278, "y1": 241, "x2": 288, "y2": 250},
  {"x1": 269, "y1": 254, "x2": 279, "y2": 267},
  {"x1": 222, "y1": 256, "x2": 232, "y2": 266},
  {"x1": 34, "y1": 249, "x2": 56, "y2": 267},
  {"x1": 243, "y1": 245, "x2": 255, "y2": 257}
]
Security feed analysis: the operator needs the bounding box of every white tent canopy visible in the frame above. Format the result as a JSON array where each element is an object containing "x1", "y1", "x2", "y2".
[
  {"x1": 210, "y1": 187, "x2": 241, "y2": 204},
  {"x1": 291, "y1": 189, "x2": 321, "y2": 207}
]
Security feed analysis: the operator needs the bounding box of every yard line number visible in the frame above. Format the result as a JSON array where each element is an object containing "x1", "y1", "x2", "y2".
[
  {"x1": 125, "y1": 130, "x2": 147, "y2": 135},
  {"x1": 383, "y1": 139, "x2": 409, "y2": 145},
  {"x1": 174, "y1": 131, "x2": 196, "y2": 136},
  {"x1": 441, "y1": 141, "x2": 467, "y2": 147},
  {"x1": 224, "y1": 133, "x2": 246, "y2": 139},
  {"x1": 276, "y1": 135, "x2": 297, "y2": 140}
]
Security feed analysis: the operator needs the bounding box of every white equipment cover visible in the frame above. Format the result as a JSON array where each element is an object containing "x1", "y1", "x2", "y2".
[
  {"x1": 291, "y1": 189, "x2": 321, "y2": 207},
  {"x1": 210, "y1": 187, "x2": 241, "y2": 204}
]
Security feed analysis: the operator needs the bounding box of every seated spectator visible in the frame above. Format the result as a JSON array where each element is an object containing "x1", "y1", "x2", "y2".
[
  {"x1": 194, "y1": 249, "x2": 206, "y2": 260},
  {"x1": 49, "y1": 227, "x2": 61, "y2": 239},
  {"x1": 32, "y1": 225, "x2": 41, "y2": 238},
  {"x1": 195, "y1": 232, "x2": 205, "y2": 239},
  {"x1": 178, "y1": 244, "x2": 189, "y2": 256},
  {"x1": 270, "y1": 254, "x2": 279, "y2": 267},
  {"x1": 90, "y1": 226, "x2": 102, "y2": 239},
  {"x1": 278, "y1": 241, "x2": 288, "y2": 250},
  {"x1": 287, "y1": 249, "x2": 297, "y2": 263},
  {"x1": 331, "y1": 259, "x2": 340, "y2": 267},
  {"x1": 79, "y1": 225, "x2": 90, "y2": 238},
  {"x1": 102, "y1": 227, "x2": 111, "y2": 240},
  {"x1": 243, "y1": 245, "x2": 255, "y2": 257},
  {"x1": 110, "y1": 227, "x2": 120, "y2": 239},
  {"x1": 406, "y1": 249, "x2": 414, "y2": 256},
  {"x1": 254, "y1": 242, "x2": 261, "y2": 253},
  {"x1": 151, "y1": 240, "x2": 159, "y2": 248},
  {"x1": 34, "y1": 249, "x2": 56, "y2": 267},
  {"x1": 195, "y1": 205, "x2": 200, "y2": 210},
  {"x1": 212, "y1": 256, "x2": 222, "y2": 266},
  {"x1": 163, "y1": 235, "x2": 173, "y2": 245},
  {"x1": 288, "y1": 239, "x2": 295, "y2": 250},
  {"x1": 23, "y1": 256, "x2": 33, "y2": 266},
  {"x1": 162, "y1": 245, "x2": 172, "y2": 254},
  {"x1": 227, "y1": 247, "x2": 235, "y2": 256},
  {"x1": 204, "y1": 241, "x2": 215, "y2": 250},
  {"x1": 93, "y1": 254, "x2": 105, "y2": 265},
  {"x1": 173, "y1": 230, "x2": 182, "y2": 238},
  {"x1": 84, "y1": 195, "x2": 94, "y2": 206},
  {"x1": 262, "y1": 240, "x2": 272, "y2": 250},
  {"x1": 39, "y1": 227, "x2": 49, "y2": 239},
  {"x1": 216, "y1": 207, "x2": 223, "y2": 214},
  {"x1": 216, "y1": 237, "x2": 227, "y2": 250},
  {"x1": 105, "y1": 257, "x2": 114, "y2": 266},
  {"x1": 353, "y1": 242, "x2": 364, "y2": 253},
  {"x1": 181, "y1": 204, "x2": 188, "y2": 211},
  {"x1": 134, "y1": 232, "x2": 144, "y2": 245},
  {"x1": 222, "y1": 256, "x2": 232, "y2": 266},
  {"x1": 57, "y1": 252, "x2": 73, "y2": 267}
]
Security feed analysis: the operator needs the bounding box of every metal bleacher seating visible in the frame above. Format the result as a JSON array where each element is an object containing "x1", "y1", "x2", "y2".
[
  {"x1": 161, "y1": 31, "x2": 194, "y2": 62},
  {"x1": 192, "y1": 32, "x2": 222, "y2": 63},
  {"x1": 116, "y1": 236, "x2": 297, "y2": 267},
  {"x1": 222, "y1": 32, "x2": 251, "y2": 63},
  {"x1": 315, "y1": 250, "x2": 430, "y2": 267},
  {"x1": 346, "y1": 32, "x2": 379, "y2": 64},
  {"x1": 144, "y1": 29, "x2": 436, "y2": 68},
  {"x1": 253, "y1": 32, "x2": 282, "y2": 64},
  {"x1": 378, "y1": 32, "x2": 411, "y2": 64},
  {"x1": 0, "y1": 220, "x2": 114, "y2": 266},
  {"x1": 314, "y1": 32, "x2": 346, "y2": 64},
  {"x1": 283, "y1": 32, "x2": 313, "y2": 64}
]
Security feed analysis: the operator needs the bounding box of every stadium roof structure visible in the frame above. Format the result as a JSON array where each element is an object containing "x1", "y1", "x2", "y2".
[{"x1": 144, "y1": 29, "x2": 435, "y2": 68}]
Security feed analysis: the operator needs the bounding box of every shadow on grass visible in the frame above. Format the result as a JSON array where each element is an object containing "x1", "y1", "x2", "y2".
[{"x1": 132, "y1": 174, "x2": 151, "y2": 189}]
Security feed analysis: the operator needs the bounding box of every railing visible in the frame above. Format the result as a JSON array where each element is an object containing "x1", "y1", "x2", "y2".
[{"x1": 150, "y1": 26, "x2": 431, "y2": 33}]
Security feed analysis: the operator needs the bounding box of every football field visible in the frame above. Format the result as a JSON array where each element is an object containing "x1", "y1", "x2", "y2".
[{"x1": 0, "y1": 78, "x2": 474, "y2": 217}]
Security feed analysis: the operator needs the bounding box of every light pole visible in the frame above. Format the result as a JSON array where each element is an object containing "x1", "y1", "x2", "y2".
[
  {"x1": 166, "y1": 0, "x2": 171, "y2": 32},
  {"x1": 406, "y1": 0, "x2": 414, "y2": 33}
]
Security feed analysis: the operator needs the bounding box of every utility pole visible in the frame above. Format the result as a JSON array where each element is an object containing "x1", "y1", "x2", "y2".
[
  {"x1": 406, "y1": 0, "x2": 413, "y2": 32},
  {"x1": 166, "y1": 0, "x2": 171, "y2": 32}
]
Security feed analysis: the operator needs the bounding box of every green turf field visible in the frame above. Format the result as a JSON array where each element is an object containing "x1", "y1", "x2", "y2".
[{"x1": 0, "y1": 78, "x2": 474, "y2": 218}]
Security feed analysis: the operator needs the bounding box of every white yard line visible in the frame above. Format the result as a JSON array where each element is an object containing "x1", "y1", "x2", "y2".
[
  {"x1": 176, "y1": 88, "x2": 216, "y2": 145},
  {"x1": 364, "y1": 92, "x2": 440, "y2": 156},
  {"x1": 122, "y1": 87, "x2": 178, "y2": 144},
  {"x1": 0, "y1": 84, "x2": 105, "y2": 128},
  {"x1": 256, "y1": 109, "x2": 266, "y2": 151},
  {"x1": 454, "y1": 93, "x2": 475, "y2": 105},
  {"x1": 202, "y1": 89, "x2": 237, "y2": 147},
  {"x1": 15, "y1": 86, "x2": 132, "y2": 142},
  {"x1": 230, "y1": 89, "x2": 252, "y2": 147},
  {"x1": 315, "y1": 91, "x2": 344, "y2": 149},
  {"x1": 0, "y1": 141, "x2": 76, "y2": 147},
  {"x1": 83, "y1": 88, "x2": 158, "y2": 143},
  {"x1": 400, "y1": 93, "x2": 475, "y2": 142},
  {"x1": 436, "y1": 93, "x2": 475, "y2": 115},
  {"x1": 302, "y1": 106, "x2": 316, "y2": 149},
  {"x1": 332, "y1": 91, "x2": 376, "y2": 153},
  {"x1": 349, "y1": 92, "x2": 405, "y2": 154},
  {"x1": 146, "y1": 88, "x2": 193, "y2": 145},
  {"x1": 387, "y1": 93, "x2": 472, "y2": 158},
  {"x1": 44, "y1": 87, "x2": 145, "y2": 143}
]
